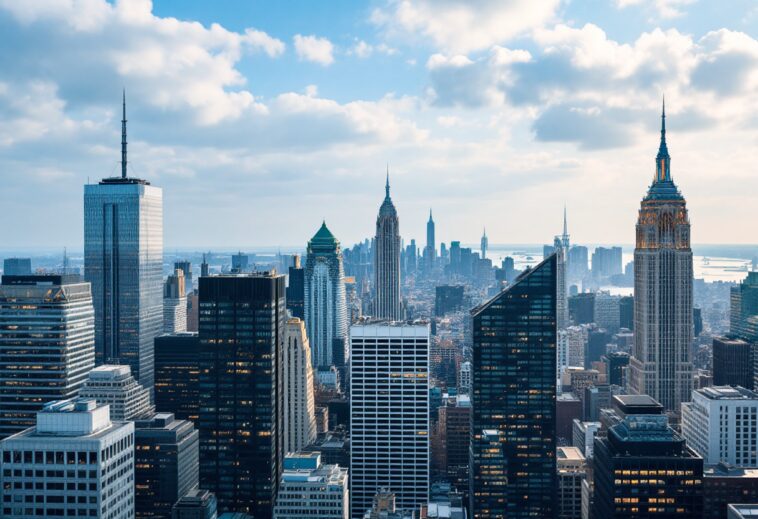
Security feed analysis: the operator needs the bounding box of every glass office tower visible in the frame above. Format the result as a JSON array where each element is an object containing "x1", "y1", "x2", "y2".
[
  {"x1": 84, "y1": 177, "x2": 163, "y2": 395},
  {"x1": 470, "y1": 254, "x2": 557, "y2": 518},
  {"x1": 197, "y1": 273, "x2": 286, "y2": 517}
]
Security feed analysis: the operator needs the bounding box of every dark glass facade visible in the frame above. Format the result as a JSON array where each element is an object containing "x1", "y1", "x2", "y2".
[
  {"x1": 135, "y1": 413, "x2": 199, "y2": 519},
  {"x1": 154, "y1": 333, "x2": 200, "y2": 422},
  {"x1": 435, "y1": 285, "x2": 465, "y2": 317},
  {"x1": 470, "y1": 254, "x2": 557, "y2": 518},
  {"x1": 286, "y1": 265, "x2": 304, "y2": 320},
  {"x1": 197, "y1": 274, "x2": 285, "y2": 516},
  {"x1": 712, "y1": 336, "x2": 752, "y2": 388},
  {"x1": 592, "y1": 415, "x2": 703, "y2": 518},
  {"x1": 569, "y1": 293, "x2": 595, "y2": 325}
]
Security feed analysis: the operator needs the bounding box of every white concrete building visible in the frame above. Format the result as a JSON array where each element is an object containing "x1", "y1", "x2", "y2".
[
  {"x1": 273, "y1": 452, "x2": 348, "y2": 519},
  {"x1": 79, "y1": 365, "x2": 154, "y2": 421},
  {"x1": 283, "y1": 318, "x2": 317, "y2": 455},
  {"x1": 350, "y1": 322, "x2": 429, "y2": 518},
  {"x1": 681, "y1": 386, "x2": 758, "y2": 467},
  {"x1": 0, "y1": 398, "x2": 134, "y2": 519}
]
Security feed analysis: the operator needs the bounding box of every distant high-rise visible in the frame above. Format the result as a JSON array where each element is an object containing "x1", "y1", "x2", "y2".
[
  {"x1": 629, "y1": 102, "x2": 694, "y2": 414},
  {"x1": 174, "y1": 260, "x2": 193, "y2": 294},
  {"x1": 480, "y1": 228, "x2": 488, "y2": 260},
  {"x1": 164, "y1": 268, "x2": 188, "y2": 333},
  {"x1": 470, "y1": 254, "x2": 557, "y2": 518},
  {"x1": 282, "y1": 318, "x2": 317, "y2": 455},
  {"x1": 567, "y1": 245, "x2": 589, "y2": 281},
  {"x1": 425, "y1": 209, "x2": 436, "y2": 271},
  {"x1": 731, "y1": 271, "x2": 758, "y2": 343},
  {"x1": 286, "y1": 254, "x2": 305, "y2": 319},
  {"x1": 0, "y1": 398, "x2": 135, "y2": 519},
  {"x1": 198, "y1": 273, "x2": 285, "y2": 516},
  {"x1": 374, "y1": 173, "x2": 402, "y2": 320},
  {"x1": 350, "y1": 322, "x2": 430, "y2": 518},
  {"x1": 154, "y1": 333, "x2": 200, "y2": 422},
  {"x1": 84, "y1": 92, "x2": 163, "y2": 395},
  {"x1": 2, "y1": 258, "x2": 31, "y2": 276},
  {"x1": 135, "y1": 412, "x2": 199, "y2": 519},
  {"x1": 231, "y1": 252, "x2": 250, "y2": 273},
  {"x1": 304, "y1": 222, "x2": 348, "y2": 369},
  {"x1": 0, "y1": 274, "x2": 95, "y2": 438},
  {"x1": 79, "y1": 364, "x2": 154, "y2": 421}
]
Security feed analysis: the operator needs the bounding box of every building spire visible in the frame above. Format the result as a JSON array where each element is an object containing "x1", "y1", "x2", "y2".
[
  {"x1": 429, "y1": 208, "x2": 433, "y2": 221},
  {"x1": 563, "y1": 205, "x2": 568, "y2": 237},
  {"x1": 121, "y1": 89, "x2": 128, "y2": 179},
  {"x1": 385, "y1": 164, "x2": 390, "y2": 199},
  {"x1": 655, "y1": 95, "x2": 671, "y2": 183}
]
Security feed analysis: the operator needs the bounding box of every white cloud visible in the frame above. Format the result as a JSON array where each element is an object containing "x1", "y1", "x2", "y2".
[
  {"x1": 348, "y1": 39, "x2": 397, "y2": 58},
  {"x1": 372, "y1": 0, "x2": 560, "y2": 53},
  {"x1": 616, "y1": 0, "x2": 696, "y2": 19},
  {"x1": 293, "y1": 34, "x2": 335, "y2": 65}
]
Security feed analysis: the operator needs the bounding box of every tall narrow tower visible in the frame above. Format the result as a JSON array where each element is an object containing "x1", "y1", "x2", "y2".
[
  {"x1": 84, "y1": 92, "x2": 163, "y2": 396},
  {"x1": 480, "y1": 228, "x2": 488, "y2": 260},
  {"x1": 629, "y1": 100, "x2": 694, "y2": 415},
  {"x1": 425, "y1": 209, "x2": 436, "y2": 271},
  {"x1": 374, "y1": 171, "x2": 402, "y2": 320}
]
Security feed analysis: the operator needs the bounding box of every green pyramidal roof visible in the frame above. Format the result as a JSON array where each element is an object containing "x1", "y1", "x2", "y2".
[{"x1": 308, "y1": 221, "x2": 340, "y2": 252}]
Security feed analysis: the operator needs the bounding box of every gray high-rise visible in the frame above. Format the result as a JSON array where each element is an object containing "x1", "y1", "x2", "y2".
[
  {"x1": 84, "y1": 93, "x2": 163, "y2": 395},
  {"x1": 629, "y1": 102, "x2": 694, "y2": 414},
  {"x1": 374, "y1": 173, "x2": 402, "y2": 320},
  {"x1": 425, "y1": 209, "x2": 435, "y2": 270},
  {"x1": 304, "y1": 222, "x2": 348, "y2": 369},
  {"x1": 0, "y1": 274, "x2": 95, "y2": 438}
]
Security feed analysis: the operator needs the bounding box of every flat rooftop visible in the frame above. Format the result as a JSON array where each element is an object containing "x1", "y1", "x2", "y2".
[{"x1": 699, "y1": 386, "x2": 758, "y2": 400}]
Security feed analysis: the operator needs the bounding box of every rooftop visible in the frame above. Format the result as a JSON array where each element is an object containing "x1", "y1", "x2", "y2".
[
  {"x1": 698, "y1": 386, "x2": 758, "y2": 401},
  {"x1": 557, "y1": 446, "x2": 586, "y2": 462}
]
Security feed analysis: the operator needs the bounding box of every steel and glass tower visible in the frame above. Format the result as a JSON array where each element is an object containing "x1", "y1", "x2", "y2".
[
  {"x1": 84, "y1": 92, "x2": 163, "y2": 395},
  {"x1": 304, "y1": 221, "x2": 348, "y2": 369},
  {"x1": 197, "y1": 273, "x2": 286, "y2": 516},
  {"x1": 425, "y1": 209, "x2": 436, "y2": 271},
  {"x1": 470, "y1": 254, "x2": 558, "y2": 518},
  {"x1": 374, "y1": 172, "x2": 402, "y2": 320},
  {"x1": 629, "y1": 101, "x2": 694, "y2": 415}
]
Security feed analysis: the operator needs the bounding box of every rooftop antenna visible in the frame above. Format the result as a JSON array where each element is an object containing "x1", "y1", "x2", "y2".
[{"x1": 121, "y1": 89, "x2": 128, "y2": 179}]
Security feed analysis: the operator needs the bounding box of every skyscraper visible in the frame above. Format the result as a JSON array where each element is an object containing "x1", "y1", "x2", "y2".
[
  {"x1": 286, "y1": 255, "x2": 305, "y2": 320},
  {"x1": 273, "y1": 453, "x2": 349, "y2": 519},
  {"x1": 282, "y1": 318, "x2": 317, "y2": 455},
  {"x1": 470, "y1": 254, "x2": 557, "y2": 518},
  {"x1": 164, "y1": 268, "x2": 188, "y2": 333},
  {"x1": 0, "y1": 274, "x2": 95, "y2": 439},
  {"x1": 593, "y1": 414, "x2": 703, "y2": 518},
  {"x1": 154, "y1": 332, "x2": 200, "y2": 422},
  {"x1": 425, "y1": 209, "x2": 436, "y2": 271},
  {"x1": 198, "y1": 273, "x2": 285, "y2": 516},
  {"x1": 2, "y1": 258, "x2": 31, "y2": 276},
  {"x1": 374, "y1": 173, "x2": 402, "y2": 320},
  {"x1": 731, "y1": 271, "x2": 758, "y2": 343},
  {"x1": 350, "y1": 322, "x2": 430, "y2": 518},
  {"x1": 480, "y1": 228, "x2": 488, "y2": 260},
  {"x1": 629, "y1": 102, "x2": 694, "y2": 414},
  {"x1": 304, "y1": 222, "x2": 348, "y2": 369},
  {"x1": 84, "y1": 93, "x2": 163, "y2": 395}
]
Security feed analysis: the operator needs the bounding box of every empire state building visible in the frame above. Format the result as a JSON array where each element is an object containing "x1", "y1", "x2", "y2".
[
  {"x1": 629, "y1": 101, "x2": 694, "y2": 414},
  {"x1": 374, "y1": 172, "x2": 402, "y2": 320}
]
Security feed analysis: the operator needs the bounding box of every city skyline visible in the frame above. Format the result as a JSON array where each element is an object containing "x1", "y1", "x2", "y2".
[{"x1": 1, "y1": 1, "x2": 757, "y2": 249}]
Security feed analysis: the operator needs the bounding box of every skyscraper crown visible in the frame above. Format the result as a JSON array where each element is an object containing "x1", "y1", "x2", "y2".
[{"x1": 645, "y1": 98, "x2": 682, "y2": 201}]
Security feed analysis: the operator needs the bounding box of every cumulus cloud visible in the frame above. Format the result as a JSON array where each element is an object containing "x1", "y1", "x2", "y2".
[
  {"x1": 348, "y1": 40, "x2": 397, "y2": 58},
  {"x1": 616, "y1": 0, "x2": 696, "y2": 19},
  {"x1": 372, "y1": 0, "x2": 560, "y2": 53},
  {"x1": 293, "y1": 34, "x2": 335, "y2": 65}
]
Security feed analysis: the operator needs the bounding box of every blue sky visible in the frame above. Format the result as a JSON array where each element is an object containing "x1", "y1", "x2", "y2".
[{"x1": 0, "y1": 0, "x2": 756, "y2": 249}]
